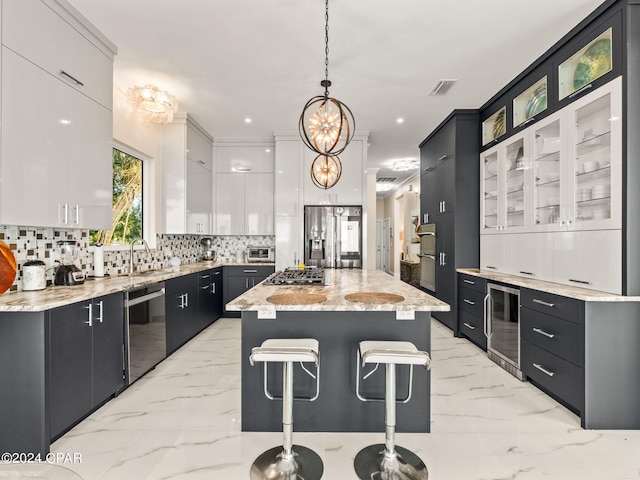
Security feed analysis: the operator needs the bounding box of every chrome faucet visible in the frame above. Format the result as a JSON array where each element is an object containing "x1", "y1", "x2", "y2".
[{"x1": 129, "y1": 238, "x2": 150, "y2": 274}]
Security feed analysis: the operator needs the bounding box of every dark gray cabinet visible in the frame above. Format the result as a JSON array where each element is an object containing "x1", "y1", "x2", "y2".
[
  {"x1": 457, "y1": 273, "x2": 487, "y2": 349},
  {"x1": 49, "y1": 293, "x2": 124, "y2": 439},
  {"x1": 165, "y1": 274, "x2": 199, "y2": 354},
  {"x1": 419, "y1": 110, "x2": 480, "y2": 333},
  {"x1": 197, "y1": 267, "x2": 223, "y2": 330},
  {"x1": 223, "y1": 265, "x2": 274, "y2": 317}
]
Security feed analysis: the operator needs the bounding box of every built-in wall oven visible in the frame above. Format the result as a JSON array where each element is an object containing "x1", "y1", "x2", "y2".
[
  {"x1": 125, "y1": 282, "x2": 166, "y2": 385},
  {"x1": 417, "y1": 224, "x2": 436, "y2": 291},
  {"x1": 485, "y1": 283, "x2": 523, "y2": 380}
]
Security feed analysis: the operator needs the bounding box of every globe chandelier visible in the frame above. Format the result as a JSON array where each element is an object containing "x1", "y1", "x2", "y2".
[{"x1": 299, "y1": 0, "x2": 355, "y2": 189}]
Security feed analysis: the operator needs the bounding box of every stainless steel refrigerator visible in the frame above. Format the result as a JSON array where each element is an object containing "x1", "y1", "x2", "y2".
[{"x1": 304, "y1": 206, "x2": 362, "y2": 268}]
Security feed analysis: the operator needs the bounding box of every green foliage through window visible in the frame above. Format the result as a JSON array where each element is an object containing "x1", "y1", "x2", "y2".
[{"x1": 90, "y1": 149, "x2": 143, "y2": 246}]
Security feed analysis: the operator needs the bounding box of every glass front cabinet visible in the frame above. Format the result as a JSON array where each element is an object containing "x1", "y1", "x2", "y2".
[{"x1": 481, "y1": 75, "x2": 621, "y2": 235}]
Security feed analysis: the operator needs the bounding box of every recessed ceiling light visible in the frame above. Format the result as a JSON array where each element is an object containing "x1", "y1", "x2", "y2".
[
  {"x1": 265, "y1": 148, "x2": 271, "y2": 153},
  {"x1": 396, "y1": 118, "x2": 404, "y2": 124},
  {"x1": 244, "y1": 118, "x2": 252, "y2": 124}
]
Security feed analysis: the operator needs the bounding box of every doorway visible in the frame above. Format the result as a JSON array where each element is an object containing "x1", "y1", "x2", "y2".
[{"x1": 382, "y1": 218, "x2": 390, "y2": 274}]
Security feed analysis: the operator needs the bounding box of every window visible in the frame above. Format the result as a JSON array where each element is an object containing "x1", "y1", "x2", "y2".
[{"x1": 90, "y1": 148, "x2": 143, "y2": 246}]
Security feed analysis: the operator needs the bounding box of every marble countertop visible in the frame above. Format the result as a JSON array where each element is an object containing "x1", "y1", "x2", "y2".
[
  {"x1": 458, "y1": 268, "x2": 640, "y2": 302},
  {"x1": 0, "y1": 262, "x2": 275, "y2": 312},
  {"x1": 226, "y1": 268, "x2": 450, "y2": 312}
]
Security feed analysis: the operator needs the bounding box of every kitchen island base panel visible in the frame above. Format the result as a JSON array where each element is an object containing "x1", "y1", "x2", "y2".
[{"x1": 241, "y1": 310, "x2": 430, "y2": 433}]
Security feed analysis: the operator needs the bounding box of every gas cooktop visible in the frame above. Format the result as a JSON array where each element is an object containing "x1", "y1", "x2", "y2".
[{"x1": 262, "y1": 268, "x2": 326, "y2": 286}]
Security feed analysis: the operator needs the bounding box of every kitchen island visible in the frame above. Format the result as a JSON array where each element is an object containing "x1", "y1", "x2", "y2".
[{"x1": 226, "y1": 268, "x2": 449, "y2": 433}]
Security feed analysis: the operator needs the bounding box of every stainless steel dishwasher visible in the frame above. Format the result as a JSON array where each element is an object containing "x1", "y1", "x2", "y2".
[{"x1": 125, "y1": 282, "x2": 166, "y2": 384}]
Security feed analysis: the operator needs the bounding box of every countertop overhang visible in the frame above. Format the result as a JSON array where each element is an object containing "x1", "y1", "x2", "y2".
[
  {"x1": 226, "y1": 268, "x2": 449, "y2": 312},
  {"x1": 458, "y1": 268, "x2": 640, "y2": 302},
  {"x1": 0, "y1": 262, "x2": 274, "y2": 312}
]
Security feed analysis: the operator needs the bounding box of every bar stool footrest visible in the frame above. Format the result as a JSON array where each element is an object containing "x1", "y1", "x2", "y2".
[
  {"x1": 354, "y1": 444, "x2": 428, "y2": 480},
  {"x1": 250, "y1": 445, "x2": 324, "y2": 480}
]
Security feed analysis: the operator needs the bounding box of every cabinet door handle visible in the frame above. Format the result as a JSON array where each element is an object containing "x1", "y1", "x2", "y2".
[
  {"x1": 441, "y1": 252, "x2": 446, "y2": 266},
  {"x1": 463, "y1": 322, "x2": 475, "y2": 330},
  {"x1": 532, "y1": 299, "x2": 555, "y2": 308},
  {"x1": 519, "y1": 271, "x2": 535, "y2": 276},
  {"x1": 533, "y1": 363, "x2": 555, "y2": 377},
  {"x1": 423, "y1": 213, "x2": 429, "y2": 224},
  {"x1": 96, "y1": 301, "x2": 103, "y2": 323},
  {"x1": 184, "y1": 293, "x2": 188, "y2": 308},
  {"x1": 245, "y1": 278, "x2": 249, "y2": 289},
  {"x1": 74, "y1": 205, "x2": 79, "y2": 225},
  {"x1": 438, "y1": 154, "x2": 448, "y2": 162},
  {"x1": 179, "y1": 293, "x2": 186, "y2": 309},
  {"x1": 569, "y1": 278, "x2": 591, "y2": 285},
  {"x1": 463, "y1": 299, "x2": 475, "y2": 305},
  {"x1": 533, "y1": 327, "x2": 555, "y2": 339},
  {"x1": 483, "y1": 294, "x2": 490, "y2": 338},
  {"x1": 244, "y1": 269, "x2": 258, "y2": 273},
  {"x1": 568, "y1": 83, "x2": 592, "y2": 98},
  {"x1": 60, "y1": 70, "x2": 84, "y2": 86},
  {"x1": 463, "y1": 279, "x2": 475, "y2": 285},
  {"x1": 63, "y1": 203, "x2": 69, "y2": 224},
  {"x1": 442, "y1": 200, "x2": 446, "y2": 212},
  {"x1": 84, "y1": 303, "x2": 93, "y2": 327},
  {"x1": 213, "y1": 271, "x2": 221, "y2": 275},
  {"x1": 211, "y1": 282, "x2": 216, "y2": 294}
]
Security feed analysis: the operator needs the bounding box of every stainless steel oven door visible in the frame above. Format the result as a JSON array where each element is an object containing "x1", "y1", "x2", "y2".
[
  {"x1": 418, "y1": 253, "x2": 436, "y2": 291},
  {"x1": 418, "y1": 224, "x2": 436, "y2": 255}
]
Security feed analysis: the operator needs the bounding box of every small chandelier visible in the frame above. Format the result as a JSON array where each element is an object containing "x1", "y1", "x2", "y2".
[
  {"x1": 310, "y1": 154, "x2": 342, "y2": 189},
  {"x1": 128, "y1": 84, "x2": 178, "y2": 124},
  {"x1": 299, "y1": 0, "x2": 355, "y2": 165}
]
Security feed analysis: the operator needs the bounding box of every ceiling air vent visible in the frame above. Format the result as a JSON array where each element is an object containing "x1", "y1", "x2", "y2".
[
  {"x1": 377, "y1": 177, "x2": 398, "y2": 183},
  {"x1": 429, "y1": 79, "x2": 457, "y2": 96}
]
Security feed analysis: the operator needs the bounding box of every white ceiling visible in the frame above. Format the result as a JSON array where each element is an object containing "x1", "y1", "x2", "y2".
[{"x1": 68, "y1": 0, "x2": 605, "y2": 195}]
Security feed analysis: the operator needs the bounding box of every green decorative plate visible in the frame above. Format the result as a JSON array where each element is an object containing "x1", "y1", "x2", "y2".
[
  {"x1": 573, "y1": 38, "x2": 611, "y2": 90},
  {"x1": 525, "y1": 84, "x2": 547, "y2": 119},
  {"x1": 492, "y1": 109, "x2": 506, "y2": 140}
]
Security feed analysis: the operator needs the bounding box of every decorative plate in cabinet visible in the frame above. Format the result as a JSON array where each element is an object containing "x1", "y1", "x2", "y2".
[
  {"x1": 513, "y1": 76, "x2": 547, "y2": 128},
  {"x1": 482, "y1": 107, "x2": 506, "y2": 146},
  {"x1": 559, "y1": 28, "x2": 612, "y2": 100}
]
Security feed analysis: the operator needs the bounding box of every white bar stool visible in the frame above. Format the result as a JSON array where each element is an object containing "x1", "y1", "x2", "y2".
[
  {"x1": 249, "y1": 338, "x2": 323, "y2": 480},
  {"x1": 354, "y1": 340, "x2": 432, "y2": 480}
]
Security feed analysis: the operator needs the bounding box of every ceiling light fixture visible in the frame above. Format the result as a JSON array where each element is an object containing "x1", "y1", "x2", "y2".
[
  {"x1": 299, "y1": 0, "x2": 355, "y2": 189},
  {"x1": 128, "y1": 84, "x2": 178, "y2": 124},
  {"x1": 390, "y1": 158, "x2": 419, "y2": 171}
]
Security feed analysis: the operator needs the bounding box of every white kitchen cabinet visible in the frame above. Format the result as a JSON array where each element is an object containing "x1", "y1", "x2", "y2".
[
  {"x1": 245, "y1": 174, "x2": 274, "y2": 235},
  {"x1": 215, "y1": 173, "x2": 273, "y2": 235},
  {"x1": 480, "y1": 234, "x2": 509, "y2": 272},
  {"x1": 274, "y1": 141, "x2": 303, "y2": 217},
  {"x1": 187, "y1": 124, "x2": 212, "y2": 171},
  {"x1": 2, "y1": 0, "x2": 114, "y2": 110},
  {"x1": 553, "y1": 230, "x2": 621, "y2": 294},
  {"x1": 1, "y1": 46, "x2": 112, "y2": 229},
  {"x1": 215, "y1": 145, "x2": 273, "y2": 174},
  {"x1": 162, "y1": 114, "x2": 213, "y2": 234},
  {"x1": 507, "y1": 233, "x2": 554, "y2": 282}
]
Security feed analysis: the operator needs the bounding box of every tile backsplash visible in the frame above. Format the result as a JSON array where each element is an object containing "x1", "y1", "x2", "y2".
[{"x1": 0, "y1": 225, "x2": 274, "y2": 293}]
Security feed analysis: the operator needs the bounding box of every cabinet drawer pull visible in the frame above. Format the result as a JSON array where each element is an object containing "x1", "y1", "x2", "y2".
[
  {"x1": 463, "y1": 322, "x2": 475, "y2": 330},
  {"x1": 201, "y1": 285, "x2": 210, "y2": 290},
  {"x1": 84, "y1": 303, "x2": 93, "y2": 327},
  {"x1": 519, "y1": 271, "x2": 535, "y2": 276},
  {"x1": 463, "y1": 279, "x2": 475, "y2": 285},
  {"x1": 244, "y1": 269, "x2": 258, "y2": 273},
  {"x1": 214, "y1": 271, "x2": 221, "y2": 275},
  {"x1": 463, "y1": 299, "x2": 476, "y2": 305},
  {"x1": 200, "y1": 274, "x2": 210, "y2": 279},
  {"x1": 532, "y1": 363, "x2": 555, "y2": 377},
  {"x1": 438, "y1": 154, "x2": 448, "y2": 162},
  {"x1": 532, "y1": 299, "x2": 555, "y2": 308},
  {"x1": 60, "y1": 70, "x2": 84, "y2": 86},
  {"x1": 486, "y1": 265, "x2": 497, "y2": 270},
  {"x1": 568, "y1": 83, "x2": 592, "y2": 98},
  {"x1": 532, "y1": 327, "x2": 555, "y2": 339},
  {"x1": 569, "y1": 278, "x2": 592, "y2": 285}
]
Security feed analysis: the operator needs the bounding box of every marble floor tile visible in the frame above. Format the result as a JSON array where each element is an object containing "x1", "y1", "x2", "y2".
[{"x1": 25, "y1": 317, "x2": 639, "y2": 480}]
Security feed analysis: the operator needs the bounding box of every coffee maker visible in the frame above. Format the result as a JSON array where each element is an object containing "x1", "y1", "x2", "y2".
[{"x1": 54, "y1": 240, "x2": 85, "y2": 286}]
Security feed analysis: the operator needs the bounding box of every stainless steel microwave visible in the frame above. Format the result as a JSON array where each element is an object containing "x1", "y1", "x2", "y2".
[{"x1": 246, "y1": 245, "x2": 274, "y2": 263}]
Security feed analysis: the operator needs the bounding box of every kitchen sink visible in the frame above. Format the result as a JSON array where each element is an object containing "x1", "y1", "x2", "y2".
[{"x1": 266, "y1": 293, "x2": 327, "y2": 305}]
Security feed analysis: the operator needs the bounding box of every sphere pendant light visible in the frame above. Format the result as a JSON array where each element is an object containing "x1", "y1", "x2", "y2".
[{"x1": 299, "y1": 0, "x2": 355, "y2": 189}]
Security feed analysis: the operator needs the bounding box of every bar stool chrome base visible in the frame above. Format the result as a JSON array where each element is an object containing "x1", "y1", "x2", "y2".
[
  {"x1": 250, "y1": 445, "x2": 324, "y2": 480},
  {"x1": 354, "y1": 444, "x2": 428, "y2": 480}
]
